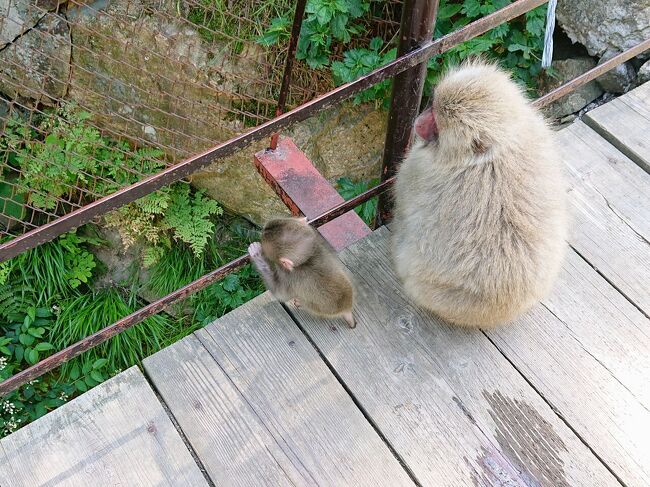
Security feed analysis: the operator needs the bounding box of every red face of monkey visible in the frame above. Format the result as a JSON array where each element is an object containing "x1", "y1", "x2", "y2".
[{"x1": 414, "y1": 107, "x2": 438, "y2": 142}]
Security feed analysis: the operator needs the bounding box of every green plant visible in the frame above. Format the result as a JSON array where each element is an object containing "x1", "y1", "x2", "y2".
[
  {"x1": 0, "y1": 296, "x2": 92, "y2": 437},
  {"x1": 0, "y1": 306, "x2": 56, "y2": 367},
  {"x1": 332, "y1": 37, "x2": 396, "y2": 107},
  {"x1": 336, "y1": 177, "x2": 378, "y2": 226},
  {"x1": 259, "y1": 0, "x2": 372, "y2": 69},
  {"x1": 426, "y1": 1, "x2": 547, "y2": 94},
  {"x1": 259, "y1": 0, "x2": 548, "y2": 106},
  {"x1": 1, "y1": 106, "x2": 167, "y2": 214},
  {"x1": 105, "y1": 184, "x2": 223, "y2": 264},
  {"x1": 146, "y1": 214, "x2": 264, "y2": 326},
  {"x1": 0, "y1": 374, "x2": 76, "y2": 437},
  {"x1": 0, "y1": 261, "x2": 10, "y2": 286},
  {"x1": 7, "y1": 229, "x2": 102, "y2": 303},
  {"x1": 52, "y1": 288, "x2": 173, "y2": 380}
]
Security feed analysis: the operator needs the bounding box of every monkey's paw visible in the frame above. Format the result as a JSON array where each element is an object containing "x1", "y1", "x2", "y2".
[{"x1": 248, "y1": 242, "x2": 262, "y2": 258}]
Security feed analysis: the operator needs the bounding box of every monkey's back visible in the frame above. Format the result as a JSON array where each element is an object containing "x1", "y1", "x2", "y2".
[
  {"x1": 393, "y1": 114, "x2": 567, "y2": 327},
  {"x1": 284, "y1": 245, "x2": 354, "y2": 317}
]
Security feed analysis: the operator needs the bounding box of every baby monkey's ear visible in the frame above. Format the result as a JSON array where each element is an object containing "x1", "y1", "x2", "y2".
[{"x1": 279, "y1": 257, "x2": 295, "y2": 271}]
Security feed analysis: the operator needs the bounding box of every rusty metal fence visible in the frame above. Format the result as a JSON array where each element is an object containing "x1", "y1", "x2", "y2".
[
  {"x1": 0, "y1": 0, "x2": 649, "y2": 396},
  {"x1": 1, "y1": 0, "x2": 399, "y2": 239}
]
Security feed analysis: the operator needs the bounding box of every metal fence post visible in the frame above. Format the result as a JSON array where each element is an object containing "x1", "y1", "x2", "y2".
[{"x1": 376, "y1": 0, "x2": 439, "y2": 225}]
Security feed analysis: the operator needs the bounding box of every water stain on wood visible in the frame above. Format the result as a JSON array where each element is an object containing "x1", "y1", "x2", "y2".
[{"x1": 484, "y1": 390, "x2": 570, "y2": 487}]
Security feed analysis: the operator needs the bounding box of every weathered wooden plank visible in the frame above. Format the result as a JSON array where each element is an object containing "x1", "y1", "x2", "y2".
[
  {"x1": 295, "y1": 228, "x2": 618, "y2": 487},
  {"x1": 557, "y1": 121, "x2": 650, "y2": 312},
  {"x1": 0, "y1": 367, "x2": 208, "y2": 487},
  {"x1": 143, "y1": 295, "x2": 414, "y2": 487},
  {"x1": 488, "y1": 251, "x2": 650, "y2": 487},
  {"x1": 583, "y1": 82, "x2": 650, "y2": 172}
]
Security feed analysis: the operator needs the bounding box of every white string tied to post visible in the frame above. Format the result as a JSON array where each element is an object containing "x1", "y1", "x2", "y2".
[{"x1": 541, "y1": 0, "x2": 558, "y2": 69}]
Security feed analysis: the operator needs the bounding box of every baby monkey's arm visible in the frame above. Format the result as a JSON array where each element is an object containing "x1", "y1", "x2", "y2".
[
  {"x1": 248, "y1": 242, "x2": 276, "y2": 289},
  {"x1": 249, "y1": 242, "x2": 294, "y2": 303}
]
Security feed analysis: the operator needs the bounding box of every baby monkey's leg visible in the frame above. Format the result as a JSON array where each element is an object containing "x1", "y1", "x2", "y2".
[{"x1": 342, "y1": 311, "x2": 356, "y2": 329}]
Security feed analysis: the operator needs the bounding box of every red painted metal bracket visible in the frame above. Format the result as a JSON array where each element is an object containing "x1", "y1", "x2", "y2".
[{"x1": 254, "y1": 137, "x2": 371, "y2": 251}]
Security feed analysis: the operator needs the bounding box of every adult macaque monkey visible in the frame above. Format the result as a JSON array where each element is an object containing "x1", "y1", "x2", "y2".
[
  {"x1": 392, "y1": 60, "x2": 567, "y2": 327},
  {"x1": 249, "y1": 217, "x2": 356, "y2": 328}
]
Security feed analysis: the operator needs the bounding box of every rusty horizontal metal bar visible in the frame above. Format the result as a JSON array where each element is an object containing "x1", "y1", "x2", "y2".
[
  {"x1": 534, "y1": 38, "x2": 650, "y2": 108},
  {"x1": 0, "y1": 0, "x2": 547, "y2": 262},
  {"x1": 0, "y1": 178, "x2": 395, "y2": 397},
  {"x1": 0, "y1": 255, "x2": 250, "y2": 397}
]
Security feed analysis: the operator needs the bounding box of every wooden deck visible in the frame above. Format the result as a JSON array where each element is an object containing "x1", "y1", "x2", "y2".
[{"x1": 1, "y1": 83, "x2": 649, "y2": 487}]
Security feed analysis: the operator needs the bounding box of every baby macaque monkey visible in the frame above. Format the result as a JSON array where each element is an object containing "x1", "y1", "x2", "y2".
[
  {"x1": 392, "y1": 60, "x2": 567, "y2": 327},
  {"x1": 248, "y1": 217, "x2": 356, "y2": 328}
]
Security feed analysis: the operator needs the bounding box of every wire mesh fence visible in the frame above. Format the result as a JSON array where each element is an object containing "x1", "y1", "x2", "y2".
[{"x1": 0, "y1": 0, "x2": 401, "y2": 241}]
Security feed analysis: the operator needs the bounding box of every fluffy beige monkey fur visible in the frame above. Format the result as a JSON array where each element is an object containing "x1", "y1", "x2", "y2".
[{"x1": 392, "y1": 60, "x2": 567, "y2": 327}]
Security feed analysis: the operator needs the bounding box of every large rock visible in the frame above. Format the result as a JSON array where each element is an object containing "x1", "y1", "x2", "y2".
[
  {"x1": 638, "y1": 60, "x2": 650, "y2": 84},
  {"x1": 542, "y1": 57, "x2": 604, "y2": 119},
  {"x1": 0, "y1": 0, "x2": 65, "y2": 48},
  {"x1": 556, "y1": 0, "x2": 650, "y2": 58},
  {"x1": 0, "y1": 12, "x2": 71, "y2": 104},
  {"x1": 596, "y1": 49, "x2": 638, "y2": 94}
]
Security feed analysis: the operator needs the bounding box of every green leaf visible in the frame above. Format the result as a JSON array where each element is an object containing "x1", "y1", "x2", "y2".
[
  {"x1": 25, "y1": 348, "x2": 39, "y2": 365},
  {"x1": 70, "y1": 364, "x2": 81, "y2": 380},
  {"x1": 19, "y1": 333, "x2": 35, "y2": 346},
  {"x1": 76, "y1": 381, "x2": 88, "y2": 392},
  {"x1": 437, "y1": 4, "x2": 463, "y2": 19},
  {"x1": 34, "y1": 342, "x2": 54, "y2": 352},
  {"x1": 35, "y1": 402, "x2": 48, "y2": 418},
  {"x1": 369, "y1": 37, "x2": 383, "y2": 51},
  {"x1": 222, "y1": 274, "x2": 240, "y2": 292},
  {"x1": 93, "y1": 358, "x2": 108, "y2": 369},
  {"x1": 90, "y1": 370, "x2": 104, "y2": 383}
]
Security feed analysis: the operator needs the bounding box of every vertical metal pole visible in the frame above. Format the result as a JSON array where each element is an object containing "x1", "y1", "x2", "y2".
[
  {"x1": 376, "y1": 0, "x2": 438, "y2": 224},
  {"x1": 269, "y1": 0, "x2": 308, "y2": 150}
]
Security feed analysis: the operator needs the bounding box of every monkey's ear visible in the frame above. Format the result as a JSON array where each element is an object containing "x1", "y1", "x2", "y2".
[
  {"x1": 471, "y1": 137, "x2": 490, "y2": 155},
  {"x1": 279, "y1": 257, "x2": 295, "y2": 271}
]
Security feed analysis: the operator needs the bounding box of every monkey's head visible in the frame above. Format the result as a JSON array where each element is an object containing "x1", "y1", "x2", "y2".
[
  {"x1": 261, "y1": 217, "x2": 317, "y2": 271},
  {"x1": 414, "y1": 60, "x2": 525, "y2": 163}
]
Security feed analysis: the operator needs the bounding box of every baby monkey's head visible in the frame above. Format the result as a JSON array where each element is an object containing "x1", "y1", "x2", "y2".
[
  {"x1": 261, "y1": 217, "x2": 317, "y2": 271},
  {"x1": 414, "y1": 60, "x2": 527, "y2": 163}
]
